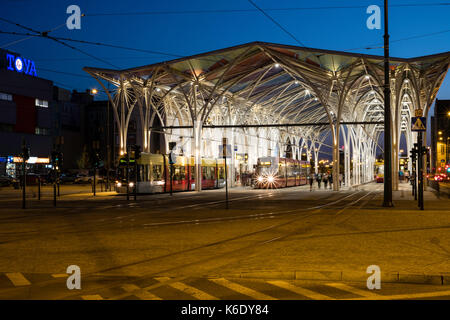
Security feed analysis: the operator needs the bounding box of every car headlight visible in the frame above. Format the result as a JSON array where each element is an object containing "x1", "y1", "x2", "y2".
[
  {"x1": 267, "y1": 175, "x2": 275, "y2": 183},
  {"x1": 257, "y1": 176, "x2": 263, "y2": 182}
]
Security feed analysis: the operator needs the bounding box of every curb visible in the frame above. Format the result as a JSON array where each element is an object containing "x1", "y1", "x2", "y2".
[{"x1": 212, "y1": 270, "x2": 450, "y2": 285}]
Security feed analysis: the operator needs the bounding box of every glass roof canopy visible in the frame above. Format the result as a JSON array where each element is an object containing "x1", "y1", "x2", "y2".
[{"x1": 84, "y1": 41, "x2": 449, "y2": 190}]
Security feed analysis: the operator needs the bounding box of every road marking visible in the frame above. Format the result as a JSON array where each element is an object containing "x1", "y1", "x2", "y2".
[
  {"x1": 121, "y1": 284, "x2": 162, "y2": 300},
  {"x1": 81, "y1": 294, "x2": 104, "y2": 300},
  {"x1": 51, "y1": 274, "x2": 68, "y2": 278},
  {"x1": 155, "y1": 277, "x2": 218, "y2": 300},
  {"x1": 210, "y1": 278, "x2": 277, "y2": 300},
  {"x1": 5, "y1": 273, "x2": 31, "y2": 286},
  {"x1": 268, "y1": 280, "x2": 335, "y2": 300},
  {"x1": 326, "y1": 282, "x2": 379, "y2": 298},
  {"x1": 349, "y1": 290, "x2": 450, "y2": 300}
]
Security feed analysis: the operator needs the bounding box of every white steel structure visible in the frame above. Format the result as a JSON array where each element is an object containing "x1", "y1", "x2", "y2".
[{"x1": 84, "y1": 42, "x2": 450, "y2": 191}]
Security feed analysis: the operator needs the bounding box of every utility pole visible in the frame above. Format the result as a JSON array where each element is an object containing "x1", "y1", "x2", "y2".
[
  {"x1": 417, "y1": 133, "x2": 424, "y2": 210},
  {"x1": 21, "y1": 139, "x2": 28, "y2": 209},
  {"x1": 382, "y1": 0, "x2": 394, "y2": 207}
]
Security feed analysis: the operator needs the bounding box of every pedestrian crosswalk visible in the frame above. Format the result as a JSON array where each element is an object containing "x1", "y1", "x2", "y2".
[
  {"x1": 78, "y1": 276, "x2": 449, "y2": 301},
  {"x1": 1, "y1": 272, "x2": 450, "y2": 300}
]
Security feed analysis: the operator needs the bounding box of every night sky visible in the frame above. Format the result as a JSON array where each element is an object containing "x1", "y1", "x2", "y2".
[{"x1": 1, "y1": 0, "x2": 449, "y2": 146}]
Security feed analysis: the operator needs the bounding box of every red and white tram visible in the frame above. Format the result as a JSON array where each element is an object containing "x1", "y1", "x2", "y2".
[
  {"x1": 254, "y1": 157, "x2": 310, "y2": 188},
  {"x1": 115, "y1": 153, "x2": 226, "y2": 194}
]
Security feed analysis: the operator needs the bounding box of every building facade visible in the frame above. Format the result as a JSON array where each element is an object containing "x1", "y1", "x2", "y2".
[{"x1": 431, "y1": 99, "x2": 450, "y2": 172}]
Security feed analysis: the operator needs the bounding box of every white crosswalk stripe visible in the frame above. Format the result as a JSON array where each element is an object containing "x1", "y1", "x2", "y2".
[
  {"x1": 82, "y1": 294, "x2": 104, "y2": 300},
  {"x1": 155, "y1": 277, "x2": 218, "y2": 300},
  {"x1": 267, "y1": 280, "x2": 335, "y2": 300},
  {"x1": 121, "y1": 284, "x2": 162, "y2": 300},
  {"x1": 210, "y1": 278, "x2": 277, "y2": 300},
  {"x1": 5, "y1": 273, "x2": 31, "y2": 286},
  {"x1": 326, "y1": 282, "x2": 379, "y2": 298}
]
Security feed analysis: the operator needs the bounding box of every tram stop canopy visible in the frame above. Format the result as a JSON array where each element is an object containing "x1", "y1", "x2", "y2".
[{"x1": 84, "y1": 41, "x2": 450, "y2": 190}]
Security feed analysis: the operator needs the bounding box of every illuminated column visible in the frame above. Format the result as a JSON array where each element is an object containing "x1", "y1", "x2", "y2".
[
  {"x1": 193, "y1": 120, "x2": 202, "y2": 191},
  {"x1": 332, "y1": 129, "x2": 339, "y2": 191}
]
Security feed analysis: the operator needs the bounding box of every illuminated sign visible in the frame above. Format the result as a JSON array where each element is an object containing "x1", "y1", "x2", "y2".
[
  {"x1": 13, "y1": 156, "x2": 49, "y2": 164},
  {"x1": 6, "y1": 53, "x2": 37, "y2": 76}
]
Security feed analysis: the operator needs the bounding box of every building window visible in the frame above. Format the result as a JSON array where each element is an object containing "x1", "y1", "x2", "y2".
[
  {"x1": 0, "y1": 92, "x2": 12, "y2": 101},
  {"x1": 35, "y1": 99, "x2": 48, "y2": 108},
  {"x1": 35, "y1": 127, "x2": 50, "y2": 135}
]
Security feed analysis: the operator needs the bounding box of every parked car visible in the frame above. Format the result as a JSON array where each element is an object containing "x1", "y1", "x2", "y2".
[
  {"x1": 0, "y1": 175, "x2": 13, "y2": 187},
  {"x1": 60, "y1": 173, "x2": 77, "y2": 184},
  {"x1": 74, "y1": 174, "x2": 103, "y2": 184}
]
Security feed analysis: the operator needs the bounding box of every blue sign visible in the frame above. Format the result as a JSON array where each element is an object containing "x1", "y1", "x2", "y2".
[
  {"x1": 411, "y1": 117, "x2": 426, "y2": 131},
  {"x1": 6, "y1": 53, "x2": 37, "y2": 76}
]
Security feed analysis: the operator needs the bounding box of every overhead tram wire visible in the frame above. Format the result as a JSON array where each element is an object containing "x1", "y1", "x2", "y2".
[
  {"x1": 1, "y1": 25, "x2": 449, "y2": 65},
  {"x1": 0, "y1": 18, "x2": 119, "y2": 69},
  {"x1": 83, "y1": 3, "x2": 450, "y2": 16},
  {"x1": 247, "y1": 0, "x2": 306, "y2": 47}
]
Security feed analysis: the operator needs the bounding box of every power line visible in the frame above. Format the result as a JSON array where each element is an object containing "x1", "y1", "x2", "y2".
[
  {"x1": 247, "y1": 0, "x2": 306, "y2": 47},
  {"x1": 0, "y1": 18, "x2": 119, "y2": 69},
  {"x1": 83, "y1": 3, "x2": 450, "y2": 16}
]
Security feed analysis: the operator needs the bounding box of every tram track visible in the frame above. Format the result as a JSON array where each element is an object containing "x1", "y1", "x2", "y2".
[
  {"x1": 0, "y1": 188, "x2": 379, "y2": 299},
  {"x1": 54, "y1": 189, "x2": 378, "y2": 299},
  {"x1": 0, "y1": 188, "x2": 286, "y2": 243}
]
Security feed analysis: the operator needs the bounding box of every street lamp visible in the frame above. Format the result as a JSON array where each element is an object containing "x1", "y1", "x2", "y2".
[{"x1": 91, "y1": 88, "x2": 98, "y2": 95}]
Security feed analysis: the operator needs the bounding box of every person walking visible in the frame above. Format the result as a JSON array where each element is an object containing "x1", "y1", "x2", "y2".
[
  {"x1": 339, "y1": 173, "x2": 343, "y2": 187},
  {"x1": 329, "y1": 173, "x2": 333, "y2": 189},
  {"x1": 309, "y1": 174, "x2": 314, "y2": 191},
  {"x1": 316, "y1": 173, "x2": 322, "y2": 189},
  {"x1": 323, "y1": 173, "x2": 328, "y2": 189}
]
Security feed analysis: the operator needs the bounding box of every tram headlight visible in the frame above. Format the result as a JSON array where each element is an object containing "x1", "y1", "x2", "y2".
[
  {"x1": 116, "y1": 182, "x2": 122, "y2": 187},
  {"x1": 129, "y1": 182, "x2": 134, "y2": 187},
  {"x1": 257, "y1": 176, "x2": 263, "y2": 182},
  {"x1": 267, "y1": 175, "x2": 275, "y2": 183}
]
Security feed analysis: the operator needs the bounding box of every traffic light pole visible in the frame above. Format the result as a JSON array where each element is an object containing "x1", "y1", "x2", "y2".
[
  {"x1": 93, "y1": 167, "x2": 96, "y2": 196},
  {"x1": 134, "y1": 160, "x2": 137, "y2": 201},
  {"x1": 126, "y1": 149, "x2": 130, "y2": 202},
  {"x1": 382, "y1": 0, "x2": 394, "y2": 207},
  {"x1": 22, "y1": 151, "x2": 26, "y2": 209},
  {"x1": 224, "y1": 155, "x2": 229, "y2": 210},
  {"x1": 418, "y1": 133, "x2": 424, "y2": 210}
]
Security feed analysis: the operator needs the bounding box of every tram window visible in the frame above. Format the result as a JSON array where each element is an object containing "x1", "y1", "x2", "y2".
[
  {"x1": 180, "y1": 166, "x2": 186, "y2": 180},
  {"x1": 218, "y1": 167, "x2": 225, "y2": 179},
  {"x1": 152, "y1": 165, "x2": 163, "y2": 181}
]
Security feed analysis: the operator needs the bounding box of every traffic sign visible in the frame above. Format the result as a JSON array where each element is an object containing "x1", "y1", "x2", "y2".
[
  {"x1": 411, "y1": 117, "x2": 426, "y2": 131},
  {"x1": 219, "y1": 144, "x2": 232, "y2": 158}
]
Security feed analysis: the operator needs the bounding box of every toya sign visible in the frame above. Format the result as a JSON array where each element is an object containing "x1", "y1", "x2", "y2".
[{"x1": 6, "y1": 53, "x2": 37, "y2": 76}]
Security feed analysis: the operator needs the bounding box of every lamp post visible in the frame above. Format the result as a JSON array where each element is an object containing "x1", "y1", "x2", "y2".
[{"x1": 382, "y1": 0, "x2": 394, "y2": 207}]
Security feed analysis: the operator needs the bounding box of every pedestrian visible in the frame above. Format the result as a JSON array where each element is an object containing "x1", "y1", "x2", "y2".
[
  {"x1": 329, "y1": 173, "x2": 333, "y2": 189},
  {"x1": 339, "y1": 173, "x2": 343, "y2": 187},
  {"x1": 323, "y1": 173, "x2": 328, "y2": 189},
  {"x1": 316, "y1": 173, "x2": 322, "y2": 189},
  {"x1": 309, "y1": 174, "x2": 314, "y2": 191}
]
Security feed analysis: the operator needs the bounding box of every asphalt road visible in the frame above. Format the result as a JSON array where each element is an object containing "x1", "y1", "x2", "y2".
[{"x1": 0, "y1": 182, "x2": 449, "y2": 300}]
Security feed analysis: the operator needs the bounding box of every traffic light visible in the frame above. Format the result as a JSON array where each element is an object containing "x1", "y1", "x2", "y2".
[
  {"x1": 57, "y1": 152, "x2": 63, "y2": 168},
  {"x1": 93, "y1": 152, "x2": 101, "y2": 168},
  {"x1": 51, "y1": 151, "x2": 58, "y2": 168}
]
